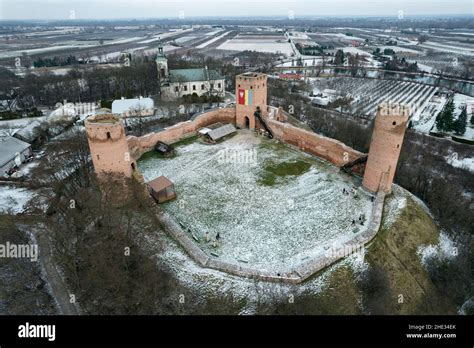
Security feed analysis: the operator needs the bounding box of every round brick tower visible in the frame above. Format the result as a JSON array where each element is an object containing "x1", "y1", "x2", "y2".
[
  {"x1": 235, "y1": 72, "x2": 268, "y2": 129},
  {"x1": 362, "y1": 102, "x2": 409, "y2": 194},
  {"x1": 85, "y1": 113, "x2": 136, "y2": 178}
]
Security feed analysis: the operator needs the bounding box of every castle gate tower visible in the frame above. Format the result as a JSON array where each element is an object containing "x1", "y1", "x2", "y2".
[
  {"x1": 235, "y1": 73, "x2": 268, "y2": 129},
  {"x1": 85, "y1": 113, "x2": 136, "y2": 178},
  {"x1": 362, "y1": 102, "x2": 409, "y2": 194}
]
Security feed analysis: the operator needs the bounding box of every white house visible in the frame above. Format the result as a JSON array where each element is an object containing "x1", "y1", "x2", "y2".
[{"x1": 111, "y1": 97, "x2": 155, "y2": 117}]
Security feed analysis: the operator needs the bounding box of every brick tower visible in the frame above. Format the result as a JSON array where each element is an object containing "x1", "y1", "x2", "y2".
[
  {"x1": 85, "y1": 113, "x2": 136, "y2": 178},
  {"x1": 362, "y1": 102, "x2": 409, "y2": 193},
  {"x1": 235, "y1": 73, "x2": 267, "y2": 129}
]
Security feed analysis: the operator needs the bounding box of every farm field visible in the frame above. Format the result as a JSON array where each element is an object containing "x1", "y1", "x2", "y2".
[
  {"x1": 217, "y1": 34, "x2": 294, "y2": 56},
  {"x1": 311, "y1": 77, "x2": 439, "y2": 120},
  {"x1": 310, "y1": 77, "x2": 473, "y2": 140}
]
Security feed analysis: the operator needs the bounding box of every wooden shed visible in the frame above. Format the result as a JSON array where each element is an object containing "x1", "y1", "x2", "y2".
[
  {"x1": 155, "y1": 141, "x2": 175, "y2": 157},
  {"x1": 147, "y1": 176, "x2": 176, "y2": 203},
  {"x1": 205, "y1": 124, "x2": 237, "y2": 143}
]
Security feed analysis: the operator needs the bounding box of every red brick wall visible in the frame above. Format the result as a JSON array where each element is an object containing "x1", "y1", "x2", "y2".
[
  {"x1": 266, "y1": 118, "x2": 365, "y2": 167},
  {"x1": 128, "y1": 105, "x2": 365, "y2": 170},
  {"x1": 127, "y1": 107, "x2": 236, "y2": 159}
]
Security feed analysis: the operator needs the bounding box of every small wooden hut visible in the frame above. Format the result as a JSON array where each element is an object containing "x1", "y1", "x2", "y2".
[
  {"x1": 155, "y1": 141, "x2": 175, "y2": 157},
  {"x1": 148, "y1": 176, "x2": 177, "y2": 203}
]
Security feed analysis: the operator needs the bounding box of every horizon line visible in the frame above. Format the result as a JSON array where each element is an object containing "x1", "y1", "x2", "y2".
[{"x1": 1, "y1": 13, "x2": 473, "y2": 22}]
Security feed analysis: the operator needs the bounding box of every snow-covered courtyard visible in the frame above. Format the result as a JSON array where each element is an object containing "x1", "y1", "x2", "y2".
[{"x1": 138, "y1": 131, "x2": 373, "y2": 274}]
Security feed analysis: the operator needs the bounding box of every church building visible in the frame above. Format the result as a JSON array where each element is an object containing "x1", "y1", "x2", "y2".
[{"x1": 155, "y1": 44, "x2": 225, "y2": 101}]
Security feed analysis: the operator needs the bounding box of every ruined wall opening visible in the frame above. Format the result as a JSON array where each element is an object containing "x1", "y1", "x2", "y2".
[{"x1": 244, "y1": 116, "x2": 250, "y2": 129}]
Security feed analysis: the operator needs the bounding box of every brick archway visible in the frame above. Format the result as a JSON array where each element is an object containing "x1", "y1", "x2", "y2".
[{"x1": 244, "y1": 116, "x2": 250, "y2": 128}]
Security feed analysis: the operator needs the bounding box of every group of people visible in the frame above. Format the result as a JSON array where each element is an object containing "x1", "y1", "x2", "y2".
[
  {"x1": 342, "y1": 186, "x2": 373, "y2": 228},
  {"x1": 205, "y1": 232, "x2": 221, "y2": 248},
  {"x1": 351, "y1": 213, "x2": 366, "y2": 227},
  {"x1": 342, "y1": 187, "x2": 354, "y2": 196}
]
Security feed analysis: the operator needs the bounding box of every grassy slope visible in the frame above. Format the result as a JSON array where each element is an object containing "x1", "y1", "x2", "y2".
[
  {"x1": 266, "y1": 195, "x2": 458, "y2": 315},
  {"x1": 364, "y1": 197, "x2": 457, "y2": 314}
]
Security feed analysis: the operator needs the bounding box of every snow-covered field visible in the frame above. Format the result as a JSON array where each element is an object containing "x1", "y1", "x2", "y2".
[
  {"x1": 196, "y1": 31, "x2": 229, "y2": 49},
  {"x1": 339, "y1": 47, "x2": 371, "y2": 56},
  {"x1": 420, "y1": 42, "x2": 474, "y2": 57},
  {"x1": 138, "y1": 28, "x2": 194, "y2": 44},
  {"x1": 138, "y1": 131, "x2": 373, "y2": 274},
  {"x1": 175, "y1": 36, "x2": 198, "y2": 44},
  {"x1": 0, "y1": 186, "x2": 32, "y2": 214},
  {"x1": 0, "y1": 44, "x2": 95, "y2": 59},
  {"x1": 217, "y1": 36, "x2": 293, "y2": 55},
  {"x1": 377, "y1": 46, "x2": 422, "y2": 54},
  {"x1": 311, "y1": 77, "x2": 438, "y2": 119}
]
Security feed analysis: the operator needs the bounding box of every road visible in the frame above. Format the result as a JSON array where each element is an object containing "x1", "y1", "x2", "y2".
[{"x1": 18, "y1": 223, "x2": 80, "y2": 315}]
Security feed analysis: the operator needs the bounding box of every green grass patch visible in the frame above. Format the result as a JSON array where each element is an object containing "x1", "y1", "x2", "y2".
[
  {"x1": 258, "y1": 159, "x2": 312, "y2": 186},
  {"x1": 138, "y1": 149, "x2": 175, "y2": 162},
  {"x1": 171, "y1": 135, "x2": 198, "y2": 147},
  {"x1": 138, "y1": 136, "x2": 198, "y2": 162}
]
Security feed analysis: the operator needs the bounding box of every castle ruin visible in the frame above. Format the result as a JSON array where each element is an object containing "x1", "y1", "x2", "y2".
[
  {"x1": 83, "y1": 74, "x2": 410, "y2": 282},
  {"x1": 85, "y1": 74, "x2": 409, "y2": 195}
]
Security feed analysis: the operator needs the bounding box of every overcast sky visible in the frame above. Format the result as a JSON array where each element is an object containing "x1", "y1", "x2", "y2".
[{"x1": 0, "y1": 0, "x2": 472, "y2": 20}]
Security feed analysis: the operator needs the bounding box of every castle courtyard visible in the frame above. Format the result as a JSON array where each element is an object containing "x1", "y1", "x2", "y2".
[{"x1": 138, "y1": 131, "x2": 374, "y2": 274}]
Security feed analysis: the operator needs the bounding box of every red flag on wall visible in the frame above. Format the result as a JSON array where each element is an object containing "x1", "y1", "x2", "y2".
[{"x1": 238, "y1": 89, "x2": 245, "y2": 105}]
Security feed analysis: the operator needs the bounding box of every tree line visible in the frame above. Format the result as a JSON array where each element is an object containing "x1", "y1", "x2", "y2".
[
  {"x1": 0, "y1": 60, "x2": 159, "y2": 109},
  {"x1": 435, "y1": 97, "x2": 470, "y2": 135}
]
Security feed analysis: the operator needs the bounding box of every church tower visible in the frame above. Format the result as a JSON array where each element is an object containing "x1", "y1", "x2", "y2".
[
  {"x1": 155, "y1": 41, "x2": 168, "y2": 82},
  {"x1": 85, "y1": 113, "x2": 136, "y2": 178},
  {"x1": 362, "y1": 102, "x2": 409, "y2": 194},
  {"x1": 235, "y1": 73, "x2": 268, "y2": 130}
]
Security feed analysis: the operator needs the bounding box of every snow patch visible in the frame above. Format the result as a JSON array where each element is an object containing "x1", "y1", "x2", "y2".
[
  {"x1": 417, "y1": 231, "x2": 458, "y2": 267},
  {"x1": 0, "y1": 186, "x2": 33, "y2": 214},
  {"x1": 445, "y1": 156, "x2": 474, "y2": 172}
]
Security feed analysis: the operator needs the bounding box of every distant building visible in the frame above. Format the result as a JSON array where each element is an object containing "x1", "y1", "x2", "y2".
[
  {"x1": 155, "y1": 43, "x2": 225, "y2": 101},
  {"x1": 13, "y1": 120, "x2": 44, "y2": 145},
  {"x1": 111, "y1": 97, "x2": 155, "y2": 117},
  {"x1": 278, "y1": 73, "x2": 302, "y2": 81},
  {"x1": 0, "y1": 136, "x2": 32, "y2": 177},
  {"x1": 311, "y1": 89, "x2": 339, "y2": 107},
  {"x1": 0, "y1": 95, "x2": 19, "y2": 113}
]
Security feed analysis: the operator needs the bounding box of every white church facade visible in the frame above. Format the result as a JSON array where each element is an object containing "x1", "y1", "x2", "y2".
[{"x1": 155, "y1": 45, "x2": 225, "y2": 102}]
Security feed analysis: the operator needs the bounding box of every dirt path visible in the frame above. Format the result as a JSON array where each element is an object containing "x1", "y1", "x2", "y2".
[{"x1": 19, "y1": 224, "x2": 80, "y2": 315}]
